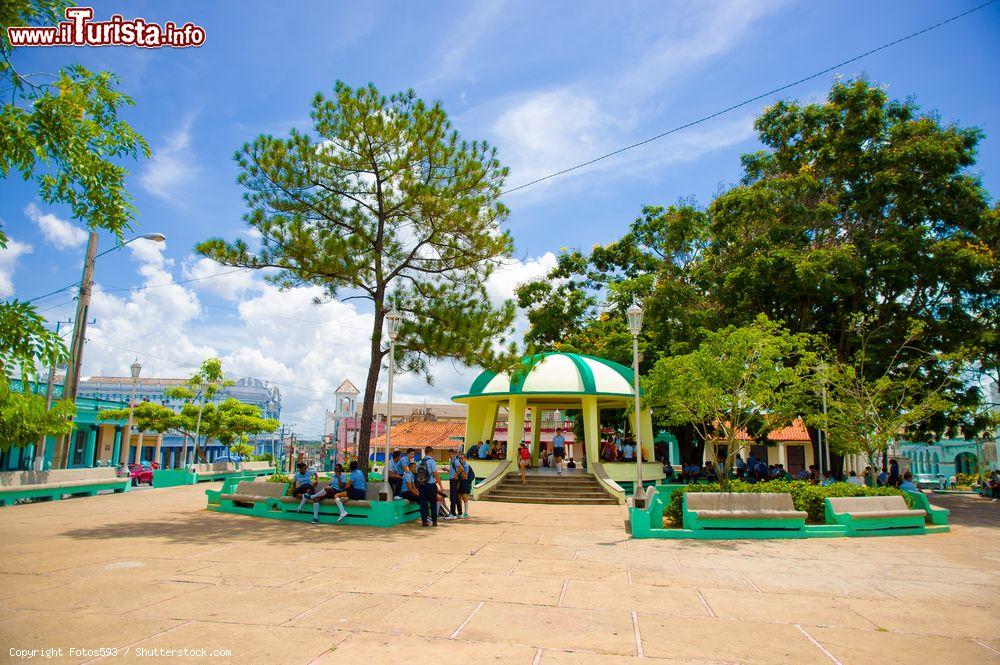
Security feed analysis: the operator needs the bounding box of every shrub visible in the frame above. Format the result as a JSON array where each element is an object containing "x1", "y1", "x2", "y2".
[
  {"x1": 955, "y1": 473, "x2": 980, "y2": 487},
  {"x1": 661, "y1": 480, "x2": 913, "y2": 525},
  {"x1": 267, "y1": 473, "x2": 292, "y2": 487}
]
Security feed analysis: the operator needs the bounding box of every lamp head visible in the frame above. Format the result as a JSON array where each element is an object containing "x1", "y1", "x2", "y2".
[
  {"x1": 129, "y1": 359, "x2": 142, "y2": 380},
  {"x1": 626, "y1": 301, "x2": 644, "y2": 336},
  {"x1": 385, "y1": 308, "x2": 403, "y2": 341},
  {"x1": 141, "y1": 233, "x2": 166, "y2": 242}
]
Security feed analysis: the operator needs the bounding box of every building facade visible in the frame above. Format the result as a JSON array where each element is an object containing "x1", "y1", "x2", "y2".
[{"x1": 76, "y1": 375, "x2": 281, "y2": 468}]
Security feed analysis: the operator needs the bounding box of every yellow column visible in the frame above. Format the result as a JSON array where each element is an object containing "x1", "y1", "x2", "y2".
[
  {"x1": 530, "y1": 405, "x2": 542, "y2": 466},
  {"x1": 581, "y1": 396, "x2": 601, "y2": 464},
  {"x1": 629, "y1": 408, "x2": 655, "y2": 461},
  {"x1": 505, "y1": 397, "x2": 527, "y2": 462},
  {"x1": 481, "y1": 401, "x2": 499, "y2": 442},
  {"x1": 776, "y1": 442, "x2": 787, "y2": 467},
  {"x1": 464, "y1": 400, "x2": 486, "y2": 452},
  {"x1": 153, "y1": 433, "x2": 163, "y2": 467},
  {"x1": 136, "y1": 432, "x2": 145, "y2": 463}
]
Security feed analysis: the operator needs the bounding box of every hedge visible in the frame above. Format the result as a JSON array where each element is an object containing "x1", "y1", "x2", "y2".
[{"x1": 662, "y1": 480, "x2": 915, "y2": 525}]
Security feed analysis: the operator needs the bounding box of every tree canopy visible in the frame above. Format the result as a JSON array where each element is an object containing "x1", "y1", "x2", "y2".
[
  {"x1": 196, "y1": 82, "x2": 518, "y2": 468},
  {"x1": 517, "y1": 79, "x2": 997, "y2": 444}
]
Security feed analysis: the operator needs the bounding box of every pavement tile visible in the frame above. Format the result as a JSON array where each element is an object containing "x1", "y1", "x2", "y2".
[
  {"x1": 129, "y1": 583, "x2": 337, "y2": 624},
  {"x1": 839, "y1": 597, "x2": 1000, "y2": 639},
  {"x1": 810, "y1": 625, "x2": 994, "y2": 664},
  {"x1": 5, "y1": 578, "x2": 207, "y2": 615},
  {"x1": 312, "y1": 631, "x2": 537, "y2": 664},
  {"x1": 698, "y1": 588, "x2": 876, "y2": 630},
  {"x1": 638, "y1": 614, "x2": 827, "y2": 664},
  {"x1": 560, "y1": 580, "x2": 709, "y2": 617},
  {"x1": 95, "y1": 621, "x2": 350, "y2": 665},
  {"x1": 460, "y1": 602, "x2": 637, "y2": 655},
  {"x1": 284, "y1": 591, "x2": 405, "y2": 632},
  {"x1": 418, "y1": 572, "x2": 564, "y2": 606},
  {"x1": 0, "y1": 572, "x2": 66, "y2": 600},
  {"x1": 0, "y1": 610, "x2": 181, "y2": 665}
]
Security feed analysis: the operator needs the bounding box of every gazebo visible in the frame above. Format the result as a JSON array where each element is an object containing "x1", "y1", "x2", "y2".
[{"x1": 452, "y1": 352, "x2": 664, "y2": 492}]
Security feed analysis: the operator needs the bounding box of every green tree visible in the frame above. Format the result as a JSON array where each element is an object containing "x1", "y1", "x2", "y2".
[
  {"x1": 166, "y1": 358, "x2": 234, "y2": 463},
  {"x1": 188, "y1": 398, "x2": 277, "y2": 457},
  {"x1": 819, "y1": 318, "x2": 960, "y2": 477},
  {"x1": 1, "y1": 1, "x2": 148, "y2": 466},
  {"x1": 0, "y1": 381, "x2": 75, "y2": 452},
  {"x1": 96, "y1": 400, "x2": 177, "y2": 462},
  {"x1": 196, "y1": 82, "x2": 516, "y2": 469},
  {"x1": 644, "y1": 315, "x2": 816, "y2": 489},
  {"x1": 701, "y1": 79, "x2": 996, "y2": 412}
]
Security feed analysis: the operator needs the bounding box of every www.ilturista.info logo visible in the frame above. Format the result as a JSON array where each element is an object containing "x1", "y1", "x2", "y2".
[{"x1": 7, "y1": 7, "x2": 205, "y2": 48}]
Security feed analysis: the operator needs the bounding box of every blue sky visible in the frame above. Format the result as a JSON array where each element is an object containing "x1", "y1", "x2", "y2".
[{"x1": 2, "y1": 0, "x2": 998, "y2": 436}]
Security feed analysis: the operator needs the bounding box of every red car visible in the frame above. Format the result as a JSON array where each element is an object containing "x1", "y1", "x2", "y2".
[{"x1": 128, "y1": 463, "x2": 156, "y2": 486}]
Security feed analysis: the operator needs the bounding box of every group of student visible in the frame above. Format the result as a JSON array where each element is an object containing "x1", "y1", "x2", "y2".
[
  {"x1": 467, "y1": 439, "x2": 505, "y2": 460},
  {"x1": 599, "y1": 435, "x2": 638, "y2": 462},
  {"x1": 290, "y1": 446, "x2": 475, "y2": 527}
]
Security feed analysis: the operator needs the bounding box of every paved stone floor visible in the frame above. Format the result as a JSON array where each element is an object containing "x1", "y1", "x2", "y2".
[{"x1": 0, "y1": 486, "x2": 997, "y2": 664}]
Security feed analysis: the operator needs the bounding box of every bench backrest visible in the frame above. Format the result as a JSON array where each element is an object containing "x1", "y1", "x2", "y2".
[
  {"x1": 685, "y1": 492, "x2": 795, "y2": 512},
  {"x1": 0, "y1": 467, "x2": 120, "y2": 488},
  {"x1": 827, "y1": 495, "x2": 907, "y2": 514},
  {"x1": 241, "y1": 461, "x2": 271, "y2": 471},
  {"x1": 232, "y1": 481, "x2": 287, "y2": 497},
  {"x1": 192, "y1": 462, "x2": 236, "y2": 473}
]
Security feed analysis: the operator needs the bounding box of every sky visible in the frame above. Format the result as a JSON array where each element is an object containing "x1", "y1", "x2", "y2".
[{"x1": 2, "y1": 0, "x2": 998, "y2": 439}]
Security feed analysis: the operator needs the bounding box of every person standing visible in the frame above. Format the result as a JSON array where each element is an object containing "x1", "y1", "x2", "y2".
[
  {"x1": 552, "y1": 428, "x2": 566, "y2": 475},
  {"x1": 518, "y1": 442, "x2": 530, "y2": 485},
  {"x1": 887, "y1": 459, "x2": 901, "y2": 488},
  {"x1": 457, "y1": 452, "x2": 473, "y2": 518},
  {"x1": 446, "y1": 448, "x2": 462, "y2": 520},
  {"x1": 416, "y1": 446, "x2": 441, "y2": 527}
]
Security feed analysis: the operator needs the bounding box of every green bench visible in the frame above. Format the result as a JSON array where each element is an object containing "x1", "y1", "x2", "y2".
[
  {"x1": 824, "y1": 496, "x2": 926, "y2": 535},
  {"x1": 206, "y1": 479, "x2": 421, "y2": 528},
  {"x1": 0, "y1": 468, "x2": 131, "y2": 506},
  {"x1": 683, "y1": 492, "x2": 808, "y2": 533},
  {"x1": 904, "y1": 490, "x2": 950, "y2": 526}
]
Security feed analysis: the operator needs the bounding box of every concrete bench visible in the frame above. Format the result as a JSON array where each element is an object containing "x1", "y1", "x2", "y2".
[
  {"x1": 904, "y1": 491, "x2": 950, "y2": 526},
  {"x1": 220, "y1": 480, "x2": 289, "y2": 508},
  {"x1": 0, "y1": 468, "x2": 131, "y2": 506},
  {"x1": 206, "y1": 479, "x2": 420, "y2": 527},
  {"x1": 683, "y1": 492, "x2": 807, "y2": 532},
  {"x1": 238, "y1": 461, "x2": 276, "y2": 476},
  {"x1": 825, "y1": 496, "x2": 926, "y2": 535}
]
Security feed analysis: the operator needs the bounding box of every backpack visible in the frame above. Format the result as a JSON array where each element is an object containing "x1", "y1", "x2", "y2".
[
  {"x1": 519, "y1": 447, "x2": 530, "y2": 461},
  {"x1": 416, "y1": 458, "x2": 431, "y2": 484},
  {"x1": 464, "y1": 464, "x2": 476, "y2": 487}
]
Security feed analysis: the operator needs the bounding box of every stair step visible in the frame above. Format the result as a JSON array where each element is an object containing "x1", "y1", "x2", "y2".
[{"x1": 480, "y1": 495, "x2": 619, "y2": 505}]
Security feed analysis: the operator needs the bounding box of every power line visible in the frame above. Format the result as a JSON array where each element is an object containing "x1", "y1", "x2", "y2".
[
  {"x1": 500, "y1": 0, "x2": 998, "y2": 195},
  {"x1": 24, "y1": 267, "x2": 251, "y2": 304}
]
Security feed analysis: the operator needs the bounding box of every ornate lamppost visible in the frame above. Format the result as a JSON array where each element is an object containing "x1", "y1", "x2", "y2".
[
  {"x1": 381, "y1": 309, "x2": 403, "y2": 500},
  {"x1": 123, "y1": 359, "x2": 141, "y2": 465},
  {"x1": 627, "y1": 301, "x2": 646, "y2": 508}
]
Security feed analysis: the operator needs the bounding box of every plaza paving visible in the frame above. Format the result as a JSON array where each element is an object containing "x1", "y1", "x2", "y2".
[{"x1": 0, "y1": 485, "x2": 997, "y2": 665}]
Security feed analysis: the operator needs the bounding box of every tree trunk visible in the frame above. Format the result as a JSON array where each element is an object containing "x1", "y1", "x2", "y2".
[{"x1": 356, "y1": 307, "x2": 386, "y2": 473}]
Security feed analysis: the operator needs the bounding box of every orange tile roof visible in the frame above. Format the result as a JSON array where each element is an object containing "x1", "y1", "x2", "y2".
[
  {"x1": 371, "y1": 420, "x2": 466, "y2": 450},
  {"x1": 710, "y1": 417, "x2": 811, "y2": 443}
]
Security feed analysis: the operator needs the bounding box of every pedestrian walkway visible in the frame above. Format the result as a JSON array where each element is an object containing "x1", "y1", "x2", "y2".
[{"x1": 0, "y1": 487, "x2": 996, "y2": 663}]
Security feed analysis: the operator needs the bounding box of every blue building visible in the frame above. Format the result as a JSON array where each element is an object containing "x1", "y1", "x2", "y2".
[{"x1": 77, "y1": 375, "x2": 281, "y2": 467}]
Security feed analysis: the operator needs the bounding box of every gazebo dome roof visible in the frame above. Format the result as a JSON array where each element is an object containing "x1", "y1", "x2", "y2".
[{"x1": 453, "y1": 352, "x2": 637, "y2": 401}]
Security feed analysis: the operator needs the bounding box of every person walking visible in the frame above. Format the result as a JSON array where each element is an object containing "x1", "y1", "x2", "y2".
[
  {"x1": 552, "y1": 428, "x2": 566, "y2": 475},
  {"x1": 518, "y1": 442, "x2": 530, "y2": 485},
  {"x1": 416, "y1": 446, "x2": 441, "y2": 527}
]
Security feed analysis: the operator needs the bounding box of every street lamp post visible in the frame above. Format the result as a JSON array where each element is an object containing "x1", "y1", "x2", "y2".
[
  {"x1": 381, "y1": 309, "x2": 403, "y2": 501},
  {"x1": 123, "y1": 359, "x2": 141, "y2": 465},
  {"x1": 193, "y1": 379, "x2": 208, "y2": 466},
  {"x1": 626, "y1": 301, "x2": 645, "y2": 508},
  {"x1": 267, "y1": 399, "x2": 277, "y2": 474}
]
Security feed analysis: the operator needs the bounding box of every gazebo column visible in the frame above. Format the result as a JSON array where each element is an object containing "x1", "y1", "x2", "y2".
[
  {"x1": 581, "y1": 396, "x2": 601, "y2": 464},
  {"x1": 629, "y1": 407, "x2": 654, "y2": 462},
  {"x1": 529, "y1": 406, "x2": 542, "y2": 467},
  {"x1": 505, "y1": 397, "x2": 527, "y2": 462},
  {"x1": 464, "y1": 400, "x2": 500, "y2": 451}
]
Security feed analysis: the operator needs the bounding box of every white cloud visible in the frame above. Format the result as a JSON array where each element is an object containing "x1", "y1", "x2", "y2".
[
  {"x1": 421, "y1": 0, "x2": 508, "y2": 86},
  {"x1": 183, "y1": 257, "x2": 260, "y2": 301},
  {"x1": 486, "y1": 252, "x2": 558, "y2": 305},
  {"x1": 140, "y1": 118, "x2": 199, "y2": 201},
  {"x1": 0, "y1": 238, "x2": 32, "y2": 297},
  {"x1": 24, "y1": 203, "x2": 88, "y2": 250}
]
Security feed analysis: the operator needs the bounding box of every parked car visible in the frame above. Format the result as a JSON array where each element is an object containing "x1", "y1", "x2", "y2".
[{"x1": 128, "y1": 463, "x2": 154, "y2": 486}]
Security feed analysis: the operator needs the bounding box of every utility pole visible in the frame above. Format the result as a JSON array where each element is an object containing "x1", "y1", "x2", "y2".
[{"x1": 63, "y1": 232, "x2": 98, "y2": 402}]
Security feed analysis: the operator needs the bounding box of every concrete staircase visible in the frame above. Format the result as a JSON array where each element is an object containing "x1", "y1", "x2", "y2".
[{"x1": 479, "y1": 473, "x2": 618, "y2": 505}]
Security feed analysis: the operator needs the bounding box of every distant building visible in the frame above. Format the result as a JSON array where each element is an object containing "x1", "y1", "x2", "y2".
[{"x1": 77, "y1": 375, "x2": 281, "y2": 467}]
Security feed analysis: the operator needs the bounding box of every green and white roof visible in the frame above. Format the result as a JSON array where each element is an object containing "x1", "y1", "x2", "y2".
[{"x1": 453, "y1": 352, "x2": 638, "y2": 401}]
